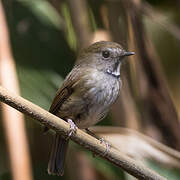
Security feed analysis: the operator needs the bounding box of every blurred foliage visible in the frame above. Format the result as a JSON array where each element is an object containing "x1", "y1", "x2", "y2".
[
  {"x1": 147, "y1": 160, "x2": 180, "y2": 180},
  {"x1": 0, "y1": 0, "x2": 180, "y2": 179},
  {"x1": 144, "y1": 10, "x2": 180, "y2": 82}
]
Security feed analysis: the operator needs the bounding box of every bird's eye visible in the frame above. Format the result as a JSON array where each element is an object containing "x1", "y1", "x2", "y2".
[{"x1": 102, "y1": 51, "x2": 110, "y2": 58}]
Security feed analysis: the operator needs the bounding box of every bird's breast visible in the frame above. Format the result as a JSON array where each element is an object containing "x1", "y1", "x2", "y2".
[
  {"x1": 56, "y1": 68, "x2": 121, "y2": 129},
  {"x1": 75, "y1": 69, "x2": 121, "y2": 128}
]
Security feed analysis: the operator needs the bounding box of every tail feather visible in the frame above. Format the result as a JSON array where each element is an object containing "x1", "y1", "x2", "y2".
[{"x1": 48, "y1": 134, "x2": 69, "y2": 176}]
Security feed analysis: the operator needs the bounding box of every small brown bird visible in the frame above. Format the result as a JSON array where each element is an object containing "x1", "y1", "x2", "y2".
[{"x1": 48, "y1": 41, "x2": 134, "y2": 176}]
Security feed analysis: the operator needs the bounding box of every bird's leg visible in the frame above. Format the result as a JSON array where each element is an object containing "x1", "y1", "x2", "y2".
[
  {"x1": 85, "y1": 128, "x2": 100, "y2": 140},
  {"x1": 86, "y1": 128, "x2": 110, "y2": 156},
  {"x1": 67, "y1": 119, "x2": 77, "y2": 137},
  {"x1": 100, "y1": 138, "x2": 110, "y2": 156}
]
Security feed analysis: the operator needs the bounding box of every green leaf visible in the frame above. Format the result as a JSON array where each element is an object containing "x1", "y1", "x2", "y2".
[{"x1": 17, "y1": 0, "x2": 64, "y2": 30}]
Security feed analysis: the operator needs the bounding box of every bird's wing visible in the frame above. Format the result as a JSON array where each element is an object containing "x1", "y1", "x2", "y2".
[
  {"x1": 49, "y1": 86, "x2": 72, "y2": 114},
  {"x1": 49, "y1": 66, "x2": 81, "y2": 115}
]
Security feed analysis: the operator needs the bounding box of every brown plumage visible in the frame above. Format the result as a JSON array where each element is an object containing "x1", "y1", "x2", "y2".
[{"x1": 47, "y1": 41, "x2": 135, "y2": 176}]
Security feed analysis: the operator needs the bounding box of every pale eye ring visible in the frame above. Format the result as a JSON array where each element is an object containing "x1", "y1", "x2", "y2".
[{"x1": 102, "y1": 50, "x2": 110, "y2": 58}]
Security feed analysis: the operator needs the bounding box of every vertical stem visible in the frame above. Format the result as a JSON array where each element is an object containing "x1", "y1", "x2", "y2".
[
  {"x1": 66, "y1": 0, "x2": 91, "y2": 49},
  {"x1": 126, "y1": 0, "x2": 180, "y2": 149},
  {"x1": 0, "y1": 2, "x2": 33, "y2": 180},
  {"x1": 107, "y1": 1, "x2": 140, "y2": 129}
]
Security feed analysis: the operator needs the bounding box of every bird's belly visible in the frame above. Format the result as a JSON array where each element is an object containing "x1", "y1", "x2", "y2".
[
  {"x1": 57, "y1": 72, "x2": 121, "y2": 129},
  {"x1": 76, "y1": 74, "x2": 121, "y2": 128}
]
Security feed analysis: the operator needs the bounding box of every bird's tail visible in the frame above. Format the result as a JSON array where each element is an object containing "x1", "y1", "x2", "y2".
[{"x1": 48, "y1": 134, "x2": 69, "y2": 176}]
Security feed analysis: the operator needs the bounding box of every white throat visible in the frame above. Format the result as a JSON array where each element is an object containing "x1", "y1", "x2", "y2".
[{"x1": 106, "y1": 62, "x2": 121, "y2": 78}]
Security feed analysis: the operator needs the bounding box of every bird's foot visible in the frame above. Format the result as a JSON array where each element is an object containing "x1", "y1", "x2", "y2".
[
  {"x1": 85, "y1": 129, "x2": 110, "y2": 156},
  {"x1": 100, "y1": 138, "x2": 110, "y2": 156},
  {"x1": 67, "y1": 119, "x2": 77, "y2": 137}
]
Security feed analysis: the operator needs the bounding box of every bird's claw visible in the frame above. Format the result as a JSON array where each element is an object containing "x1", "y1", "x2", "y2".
[
  {"x1": 100, "y1": 138, "x2": 110, "y2": 156},
  {"x1": 67, "y1": 119, "x2": 77, "y2": 137}
]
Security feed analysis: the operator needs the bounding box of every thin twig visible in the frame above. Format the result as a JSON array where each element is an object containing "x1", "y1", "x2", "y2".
[{"x1": 0, "y1": 86, "x2": 166, "y2": 180}]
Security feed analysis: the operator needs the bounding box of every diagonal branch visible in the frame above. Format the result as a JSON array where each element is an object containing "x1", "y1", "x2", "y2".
[{"x1": 0, "y1": 85, "x2": 165, "y2": 180}]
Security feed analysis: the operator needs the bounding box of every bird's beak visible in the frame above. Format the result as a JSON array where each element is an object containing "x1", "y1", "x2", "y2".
[{"x1": 123, "y1": 51, "x2": 135, "y2": 56}]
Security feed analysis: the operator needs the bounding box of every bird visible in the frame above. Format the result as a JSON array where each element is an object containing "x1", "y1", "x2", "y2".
[{"x1": 47, "y1": 41, "x2": 135, "y2": 176}]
